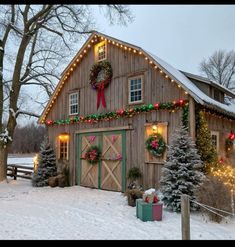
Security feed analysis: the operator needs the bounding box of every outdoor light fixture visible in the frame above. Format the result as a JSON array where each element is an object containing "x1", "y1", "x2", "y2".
[
  {"x1": 152, "y1": 124, "x2": 158, "y2": 133},
  {"x1": 59, "y1": 133, "x2": 69, "y2": 141}
]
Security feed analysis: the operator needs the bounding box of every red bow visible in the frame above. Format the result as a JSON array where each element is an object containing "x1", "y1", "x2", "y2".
[{"x1": 97, "y1": 82, "x2": 106, "y2": 109}]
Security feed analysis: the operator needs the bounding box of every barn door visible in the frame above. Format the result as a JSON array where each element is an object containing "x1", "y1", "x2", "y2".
[
  {"x1": 77, "y1": 130, "x2": 126, "y2": 192},
  {"x1": 101, "y1": 132, "x2": 124, "y2": 192},
  {"x1": 79, "y1": 134, "x2": 100, "y2": 189}
]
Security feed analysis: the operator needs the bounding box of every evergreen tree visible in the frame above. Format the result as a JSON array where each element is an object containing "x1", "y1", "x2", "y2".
[
  {"x1": 32, "y1": 136, "x2": 57, "y2": 187},
  {"x1": 160, "y1": 126, "x2": 205, "y2": 212},
  {"x1": 196, "y1": 111, "x2": 218, "y2": 173}
]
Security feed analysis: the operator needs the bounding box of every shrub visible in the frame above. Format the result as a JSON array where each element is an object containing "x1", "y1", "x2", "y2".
[
  {"x1": 127, "y1": 167, "x2": 142, "y2": 182},
  {"x1": 124, "y1": 189, "x2": 143, "y2": 207},
  {"x1": 195, "y1": 175, "x2": 232, "y2": 223}
]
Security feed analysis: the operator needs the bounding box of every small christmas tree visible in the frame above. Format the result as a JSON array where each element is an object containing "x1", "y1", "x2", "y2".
[
  {"x1": 196, "y1": 111, "x2": 218, "y2": 173},
  {"x1": 32, "y1": 136, "x2": 57, "y2": 187},
  {"x1": 160, "y1": 126, "x2": 205, "y2": 212}
]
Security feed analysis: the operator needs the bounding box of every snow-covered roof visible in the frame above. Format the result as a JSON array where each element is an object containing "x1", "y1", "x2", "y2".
[
  {"x1": 180, "y1": 70, "x2": 235, "y2": 98},
  {"x1": 144, "y1": 50, "x2": 235, "y2": 118}
]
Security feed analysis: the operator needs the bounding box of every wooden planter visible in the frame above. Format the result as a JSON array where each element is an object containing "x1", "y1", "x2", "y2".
[{"x1": 136, "y1": 199, "x2": 163, "y2": 222}]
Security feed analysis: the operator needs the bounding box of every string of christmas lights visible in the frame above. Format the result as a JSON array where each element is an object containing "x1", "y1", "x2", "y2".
[
  {"x1": 45, "y1": 99, "x2": 188, "y2": 126},
  {"x1": 41, "y1": 33, "x2": 189, "y2": 124}
]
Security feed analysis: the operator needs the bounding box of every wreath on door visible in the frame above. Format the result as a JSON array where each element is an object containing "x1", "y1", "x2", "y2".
[
  {"x1": 89, "y1": 60, "x2": 113, "y2": 109},
  {"x1": 145, "y1": 133, "x2": 166, "y2": 157},
  {"x1": 84, "y1": 145, "x2": 101, "y2": 164}
]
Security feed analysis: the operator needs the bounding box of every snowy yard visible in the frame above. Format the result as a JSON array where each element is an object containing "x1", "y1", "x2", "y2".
[
  {"x1": 0, "y1": 179, "x2": 235, "y2": 240},
  {"x1": 7, "y1": 154, "x2": 34, "y2": 168}
]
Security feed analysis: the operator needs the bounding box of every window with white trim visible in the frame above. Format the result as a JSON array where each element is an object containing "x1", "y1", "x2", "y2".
[
  {"x1": 211, "y1": 131, "x2": 219, "y2": 152},
  {"x1": 69, "y1": 92, "x2": 79, "y2": 115},
  {"x1": 98, "y1": 43, "x2": 106, "y2": 61},
  {"x1": 128, "y1": 75, "x2": 143, "y2": 104},
  {"x1": 59, "y1": 135, "x2": 69, "y2": 160},
  {"x1": 94, "y1": 41, "x2": 107, "y2": 62}
]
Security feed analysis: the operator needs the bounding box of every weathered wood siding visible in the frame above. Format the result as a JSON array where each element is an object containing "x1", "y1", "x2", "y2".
[
  {"x1": 46, "y1": 40, "x2": 188, "y2": 189},
  {"x1": 205, "y1": 112, "x2": 235, "y2": 165}
]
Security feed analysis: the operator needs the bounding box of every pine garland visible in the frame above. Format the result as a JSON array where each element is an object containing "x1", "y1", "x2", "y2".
[{"x1": 45, "y1": 99, "x2": 188, "y2": 126}]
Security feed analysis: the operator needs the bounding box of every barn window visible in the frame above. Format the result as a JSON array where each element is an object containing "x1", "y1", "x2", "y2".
[
  {"x1": 211, "y1": 131, "x2": 219, "y2": 152},
  {"x1": 128, "y1": 75, "x2": 144, "y2": 104},
  {"x1": 69, "y1": 92, "x2": 79, "y2": 115},
  {"x1": 214, "y1": 89, "x2": 221, "y2": 102},
  {"x1": 59, "y1": 134, "x2": 69, "y2": 160},
  {"x1": 94, "y1": 41, "x2": 107, "y2": 62}
]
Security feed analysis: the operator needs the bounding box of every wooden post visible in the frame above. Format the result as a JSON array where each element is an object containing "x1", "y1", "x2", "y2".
[
  {"x1": 181, "y1": 194, "x2": 190, "y2": 240},
  {"x1": 13, "y1": 167, "x2": 17, "y2": 180}
]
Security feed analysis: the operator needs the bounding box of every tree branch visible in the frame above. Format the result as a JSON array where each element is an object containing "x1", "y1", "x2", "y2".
[{"x1": 16, "y1": 110, "x2": 40, "y2": 118}]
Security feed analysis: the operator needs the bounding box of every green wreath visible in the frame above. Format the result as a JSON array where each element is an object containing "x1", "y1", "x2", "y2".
[
  {"x1": 84, "y1": 145, "x2": 101, "y2": 164},
  {"x1": 145, "y1": 133, "x2": 166, "y2": 157},
  {"x1": 89, "y1": 60, "x2": 113, "y2": 90}
]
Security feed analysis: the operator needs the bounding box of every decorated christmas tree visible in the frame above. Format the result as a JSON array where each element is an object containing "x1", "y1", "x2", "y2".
[
  {"x1": 160, "y1": 126, "x2": 205, "y2": 212},
  {"x1": 196, "y1": 111, "x2": 218, "y2": 173},
  {"x1": 32, "y1": 136, "x2": 57, "y2": 187}
]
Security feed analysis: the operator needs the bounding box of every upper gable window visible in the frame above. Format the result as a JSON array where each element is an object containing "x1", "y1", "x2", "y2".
[
  {"x1": 95, "y1": 41, "x2": 107, "y2": 62},
  {"x1": 69, "y1": 92, "x2": 79, "y2": 115},
  {"x1": 128, "y1": 75, "x2": 144, "y2": 104},
  {"x1": 214, "y1": 89, "x2": 221, "y2": 102}
]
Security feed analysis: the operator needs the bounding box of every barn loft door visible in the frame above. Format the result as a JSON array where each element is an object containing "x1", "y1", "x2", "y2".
[
  {"x1": 79, "y1": 134, "x2": 100, "y2": 189},
  {"x1": 77, "y1": 130, "x2": 126, "y2": 192},
  {"x1": 101, "y1": 133, "x2": 123, "y2": 192}
]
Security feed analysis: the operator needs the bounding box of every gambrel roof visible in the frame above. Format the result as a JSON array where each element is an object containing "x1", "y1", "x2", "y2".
[{"x1": 39, "y1": 31, "x2": 235, "y2": 123}]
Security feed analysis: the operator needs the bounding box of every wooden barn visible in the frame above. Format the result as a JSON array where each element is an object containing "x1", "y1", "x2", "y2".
[{"x1": 38, "y1": 31, "x2": 235, "y2": 192}]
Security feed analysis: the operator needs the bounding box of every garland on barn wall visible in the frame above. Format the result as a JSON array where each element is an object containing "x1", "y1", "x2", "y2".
[
  {"x1": 182, "y1": 105, "x2": 189, "y2": 128},
  {"x1": 45, "y1": 99, "x2": 188, "y2": 126}
]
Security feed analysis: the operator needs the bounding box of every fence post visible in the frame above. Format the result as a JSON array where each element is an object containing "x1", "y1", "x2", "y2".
[
  {"x1": 181, "y1": 194, "x2": 190, "y2": 240},
  {"x1": 13, "y1": 167, "x2": 17, "y2": 180}
]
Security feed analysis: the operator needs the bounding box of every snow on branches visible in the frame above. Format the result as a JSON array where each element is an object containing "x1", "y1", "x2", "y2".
[{"x1": 0, "y1": 128, "x2": 12, "y2": 146}]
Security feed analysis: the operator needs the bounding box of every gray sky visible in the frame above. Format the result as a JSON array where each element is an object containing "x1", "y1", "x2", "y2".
[{"x1": 93, "y1": 4, "x2": 235, "y2": 75}]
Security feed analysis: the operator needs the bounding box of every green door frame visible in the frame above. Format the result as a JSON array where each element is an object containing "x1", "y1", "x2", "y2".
[{"x1": 76, "y1": 130, "x2": 126, "y2": 192}]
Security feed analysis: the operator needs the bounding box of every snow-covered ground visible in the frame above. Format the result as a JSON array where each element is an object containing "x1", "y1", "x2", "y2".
[
  {"x1": 7, "y1": 154, "x2": 34, "y2": 167},
  {"x1": 0, "y1": 179, "x2": 235, "y2": 240}
]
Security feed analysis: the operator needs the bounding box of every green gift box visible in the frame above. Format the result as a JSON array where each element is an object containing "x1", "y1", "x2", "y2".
[{"x1": 136, "y1": 198, "x2": 163, "y2": 222}]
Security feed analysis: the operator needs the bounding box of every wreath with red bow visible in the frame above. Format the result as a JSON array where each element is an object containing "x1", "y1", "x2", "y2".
[
  {"x1": 84, "y1": 145, "x2": 101, "y2": 164},
  {"x1": 89, "y1": 61, "x2": 113, "y2": 109},
  {"x1": 145, "y1": 134, "x2": 166, "y2": 157}
]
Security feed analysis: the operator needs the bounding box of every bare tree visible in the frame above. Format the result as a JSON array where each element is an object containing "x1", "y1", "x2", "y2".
[
  {"x1": 0, "y1": 4, "x2": 133, "y2": 182},
  {"x1": 199, "y1": 50, "x2": 235, "y2": 90},
  {"x1": 11, "y1": 123, "x2": 46, "y2": 153}
]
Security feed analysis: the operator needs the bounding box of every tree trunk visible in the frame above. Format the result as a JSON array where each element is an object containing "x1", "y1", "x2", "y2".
[
  {"x1": 0, "y1": 39, "x2": 4, "y2": 131},
  {"x1": 0, "y1": 145, "x2": 8, "y2": 182},
  {"x1": 0, "y1": 35, "x2": 31, "y2": 182}
]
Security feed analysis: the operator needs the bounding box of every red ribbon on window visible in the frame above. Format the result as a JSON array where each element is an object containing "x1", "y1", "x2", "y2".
[{"x1": 97, "y1": 82, "x2": 106, "y2": 109}]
